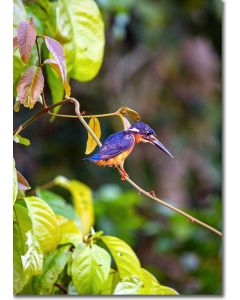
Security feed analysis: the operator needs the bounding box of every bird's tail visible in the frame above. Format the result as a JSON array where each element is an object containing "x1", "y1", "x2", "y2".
[{"x1": 83, "y1": 153, "x2": 101, "y2": 162}]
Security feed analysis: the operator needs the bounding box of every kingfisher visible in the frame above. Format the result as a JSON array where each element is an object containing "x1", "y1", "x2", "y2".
[{"x1": 84, "y1": 121, "x2": 173, "y2": 180}]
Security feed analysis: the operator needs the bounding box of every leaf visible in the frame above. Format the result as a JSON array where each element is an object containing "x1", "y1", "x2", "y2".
[
  {"x1": 44, "y1": 58, "x2": 71, "y2": 97},
  {"x1": 13, "y1": 134, "x2": 31, "y2": 146},
  {"x1": 45, "y1": 62, "x2": 64, "y2": 111},
  {"x1": 13, "y1": 223, "x2": 25, "y2": 294},
  {"x1": 71, "y1": 243, "x2": 111, "y2": 294},
  {"x1": 13, "y1": 160, "x2": 18, "y2": 204},
  {"x1": 24, "y1": 196, "x2": 60, "y2": 253},
  {"x1": 56, "y1": 0, "x2": 105, "y2": 81},
  {"x1": 140, "y1": 268, "x2": 179, "y2": 295},
  {"x1": 13, "y1": 55, "x2": 28, "y2": 97},
  {"x1": 24, "y1": 0, "x2": 51, "y2": 35},
  {"x1": 118, "y1": 107, "x2": 140, "y2": 121},
  {"x1": 101, "y1": 269, "x2": 120, "y2": 295},
  {"x1": 13, "y1": 204, "x2": 32, "y2": 294},
  {"x1": 13, "y1": 36, "x2": 19, "y2": 52},
  {"x1": 119, "y1": 115, "x2": 131, "y2": 130},
  {"x1": 32, "y1": 245, "x2": 70, "y2": 295},
  {"x1": 155, "y1": 285, "x2": 179, "y2": 295},
  {"x1": 85, "y1": 117, "x2": 101, "y2": 155},
  {"x1": 68, "y1": 282, "x2": 78, "y2": 295},
  {"x1": 64, "y1": 79, "x2": 71, "y2": 97},
  {"x1": 17, "y1": 66, "x2": 44, "y2": 109},
  {"x1": 17, "y1": 17, "x2": 37, "y2": 64},
  {"x1": 101, "y1": 236, "x2": 142, "y2": 279},
  {"x1": 54, "y1": 176, "x2": 94, "y2": 235},
  {"x1": 59, "y1": 219, "x2": 83, "y2": 246},
  {"x1": 13, "y1": 0, "x2": 27, "y2": 35},
  {"x1": 44, "y1": 36, "x2": 66, "y2": 81},
  {"x1": 113, "y1": 276, "x2": 142, "y2": 295},
  {"x1": 17, "y1": 171, "x2": 31, "y2": 191},
  {"x1": 36, "y1": 189, "x2": 78, "y2": 221},
  {"x1": 21, "y1": 230, "x2": 43, "y2": 281},
  {"x1": 14, "y1": 204, "x2": 32, "y2": 247}
]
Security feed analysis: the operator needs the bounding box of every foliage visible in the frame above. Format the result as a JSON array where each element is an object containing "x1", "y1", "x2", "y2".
[
  {"x1": 13, "y1": 0, "x2": 180, "y2": 295},
  {"x1": 13, "y1": 175, "x2": 178, "y2": 295}
]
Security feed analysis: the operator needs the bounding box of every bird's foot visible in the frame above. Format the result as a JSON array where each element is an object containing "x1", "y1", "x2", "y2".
[
  {"x1": 121, "y1": 173, "x2": 129, "y2": 181},
  {"x1": 120, "y1": 169, "x2": 129, "y2": 181}
]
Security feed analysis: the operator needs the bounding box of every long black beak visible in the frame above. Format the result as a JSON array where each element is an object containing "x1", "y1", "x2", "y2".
[{"x1": 151, "y1": 137, "x2": 173, "y2": 158}]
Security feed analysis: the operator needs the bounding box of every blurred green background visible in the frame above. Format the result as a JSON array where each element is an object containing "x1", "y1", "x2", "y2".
[{"x1": 14, "y1": 0, "x2": 222, "y2": 295}]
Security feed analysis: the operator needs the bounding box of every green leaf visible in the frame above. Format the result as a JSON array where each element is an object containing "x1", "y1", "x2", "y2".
[
  {"x1": 155, "y1": 284, "x2": 179, "y2": 295},
  {"x1": 13, "y1": 160, "x2": 18, "y2": 204},
  {"x1": 45, "y1": 62, "x2": 64, "y2": 115},
  {"x1": 59, "y1": 219, "x2": 83, "y2": 246},
  {"x1": 13, "y1": 0, "x2": 27, "y2": 35},
  {"x1": 36, "y1": 189, "x2": 78, "y2": 221},
  {"x1": 24, "y1": 196, "x2": 60, "y2": 253},
  {"x1": 13, "y1": 223, "x2": 25, "y2": 294},
  {"x1": 33, "y1": 245, "x2": 70, "y2": 295},
  {"x1": 85, "y1": 117, "x2": 101, "y2": 155},
  {"x1": 101, "y1": 269, "x2": 120, "y2": 295},
  {"x1": 54, "y1": 176, "x2": 94, "y2": 236},
  {"x1": 14, "y1": 204, "x2": 32, "y2": 246},
  {"x1": 13, "y1": 204, "x2": 32, "y2": 294},
  {"x1": 113, "y1": 278, "x2": 142, "y2": 295},
  {"x1": 56, "y1": 0, "x2": 105, "y2": 81},
  {"x1": 140, "y1": 268, "x2": 178, "y2": 295},
  {"x1": 68, "y1": 282, "x2": 78, "y2": 295},
  {"x1": 25, "y1": 0, "x2": 50, "y2": 35},
  {"x1": 72, "y1": 243, "x2": 111, "y2": 294},
  {"x1": 13, "y1": 134, "x2": 30, "y2": 146},
  {"x1": 101, "y1": 236, "x2": 142, "y2": 279},
  {"x1": 21, "y1": 230, "x2": 43, "y2": 282}
]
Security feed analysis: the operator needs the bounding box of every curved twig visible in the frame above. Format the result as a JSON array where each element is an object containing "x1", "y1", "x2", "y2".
[{"x1": 13, "y1": 97, "x2": 222, "y2": 237}]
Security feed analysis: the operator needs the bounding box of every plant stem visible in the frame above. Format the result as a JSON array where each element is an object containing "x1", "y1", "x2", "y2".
[
  {"x1": 123, "y1": 173, "x2": 222, "y2": 236},
  {"x1": 54, "y1": 283, "x2": 67, "y2": 294},
  {"x1": 48, "y1": 111, "x2": 119, "y2": 119},
  {"x1": 13, "y1": 96, "x2": 222, "y2": 237},
  {"x1": 13, "y1": 99, "x2": 71, "y2": 135},
  {"x1": 75, "y1": 102, "x2": 222, "y2": 237}
]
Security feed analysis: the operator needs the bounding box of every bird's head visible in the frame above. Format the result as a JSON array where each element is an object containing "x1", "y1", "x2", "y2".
[{"x1": 127, "y1": 121, "x2": 173, "y2": 158}]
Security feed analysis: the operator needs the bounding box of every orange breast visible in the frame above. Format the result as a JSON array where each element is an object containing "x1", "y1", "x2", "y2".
[{"x1": 96, "y1": 146, "x2": 134, "y2": 167}]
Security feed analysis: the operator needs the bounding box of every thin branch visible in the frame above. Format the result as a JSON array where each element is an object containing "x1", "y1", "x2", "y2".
[
  {"x1": 54, "y1": 283, "x2": 67, "y2": 294},
  {"x1": 123, "y1": 173, "x2": 222, "y2": 236},
  {"x1": 73, "y1": 99, "x2": 222, "y2": 237},
  {"x1": 13, "y1": 96, "x2": 222, "y2": 237},
  {"x1": 48, "y1": 111, "x2": 119, "y2": 119},
  {"x1": 13, "y1": 98, "x2": 71, "y2": 135}
]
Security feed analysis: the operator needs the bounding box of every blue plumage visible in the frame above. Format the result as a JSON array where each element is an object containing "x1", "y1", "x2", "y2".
[
  {"x1": 85, "y1": 131, "x2": 135, "y2": 161},
  {"x1": 84, "y1": 121, "x2": 173, "y2": 180}
]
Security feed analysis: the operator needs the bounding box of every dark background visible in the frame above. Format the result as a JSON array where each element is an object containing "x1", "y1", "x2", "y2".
[{"x1": 14, "y1": 0, "x2": 222, "y2": 295}]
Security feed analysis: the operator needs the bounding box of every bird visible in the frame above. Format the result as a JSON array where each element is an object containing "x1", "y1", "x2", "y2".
[{"x1": 84, "y1": 121, "x2": 173, "y2": 180}]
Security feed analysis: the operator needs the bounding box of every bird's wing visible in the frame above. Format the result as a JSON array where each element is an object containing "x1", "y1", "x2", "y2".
[{"x1": 97, "y1": 131, "x2": 135, "y2": 160}]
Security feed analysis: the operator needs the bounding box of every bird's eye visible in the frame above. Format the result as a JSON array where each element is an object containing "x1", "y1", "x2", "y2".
[{"x1": 147, "y1": 131, "x2": 151, "y2": 136}]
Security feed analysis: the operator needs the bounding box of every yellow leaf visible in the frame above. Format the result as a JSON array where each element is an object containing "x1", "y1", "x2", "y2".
[
  {"x1": 118, "y1": 107, "x2": 140, "y2": 121},
  {"x1": 54, "y1": 176, "x2": 94, "y2": 236},
  {"x1": 59, "y1": 219, "x2": 83, "y2": 246},
  {"x1": 85, "y1": 117, "x2": 101, "y2": 155},
  {"x1": 119, "y1": 115, "x2": 131, "y2": 130},
  {"x1": 64, "y1": 80, "x2": 71, "y2": 97}
]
